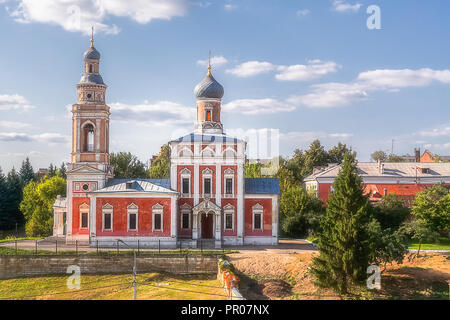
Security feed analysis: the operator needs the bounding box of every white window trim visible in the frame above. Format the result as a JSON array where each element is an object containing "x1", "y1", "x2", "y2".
[
  {"x1": 224, "y1": 168, "x2": 235, "y2": 197},
  {"x1": 178, "y1": 147, "x2": 193, "y2": 157},
  {"x1": 102, "y1": 203, "x2": 113, "y2": 231},
  {"x1": 202, "y1": 168, "x2": 213, "y2": 197},
  {"x1": 152, "y1": 204, "x2": 164, "y2": 232},
  {"x1": 127, "y1": 203, "x2": 139, "y2": 232},
  {"x1": 79, "y1": 203, "x2": 89, "y2": 229},
  {"x1": 223, "y1": 204, "x2": 235, "y2": 231},
  {"x1": 180, "y1": 168, "x2": 191, "y2": 196},
  {"x1": 252, "y1": 204, "x2": 263, "y2": 231},
  {"x1": 180, "y1": 204, "x2": 191, "y2": 230}
]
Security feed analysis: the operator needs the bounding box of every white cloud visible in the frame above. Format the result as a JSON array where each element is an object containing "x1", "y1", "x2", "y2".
[
  {"x1": 222, "y1": 98, "x2": 295, "y2": 115},
  {"x1": 288, "y1": 82, "x2": 369, "y2": 108},
  {"x1": 280, "y1": 131, "x2": 353, "y2": 142},
  {"x1": 332, "y1": 1, "x2": 362, "y2": 13},
  {"x1": 225, "y1": 61, "x2": 276, "y2": 78},
  {"x1": 296, "y1": 9, "x2": 310, "y2": 17},
  {"x1": 289, "y1": 68, "x2": 450, "y2": 108},
  {"x1": 416, "y1": 126, "x2": 450, "y2": 138},
  {"x1": 7, "y1": 0, "x2": 188, "y2": 35},
  {"x1": 110, "y1": 100, "x2": 195, "y2": 126},
  {"x1": 357, "y1": 68, "x2": 450, "y2": 88},
  {"x1": 276, "y1": 60, "x2": 339, "y2": 81},
  {"x1": 0, "y1": 121, "x2": 31, "y2": 129},
  {"x1": 0, "y1": 94, "x2": 35, "y2": 111},
  {"x1": 197, "y1": 55, "x2": 228, "y2": 68},
  {"x1": 224, "y1": 4, "x2": 237, "y2": 11},
  {"x1": 0, "y1": 132, "x2": 69, "y2": 143},
  {"x1": 424, "y1": 143, "x2": 450, "y2": 150}
]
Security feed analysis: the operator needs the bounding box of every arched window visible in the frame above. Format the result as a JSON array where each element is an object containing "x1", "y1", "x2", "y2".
[
  {"x1": 89, "y1": 64, "x2": 93, "y2": 73},
  {"x1": 82, "y1": 123, "x2": 95, "y2": 152},
  {"x1": 206, "y1": 110, "x2": 211, "y2": 121}
]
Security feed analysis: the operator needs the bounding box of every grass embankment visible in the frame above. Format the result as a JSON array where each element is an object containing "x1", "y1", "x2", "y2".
[{"x1": 0, "y1": 273, "x2": 227, "y2": 300}]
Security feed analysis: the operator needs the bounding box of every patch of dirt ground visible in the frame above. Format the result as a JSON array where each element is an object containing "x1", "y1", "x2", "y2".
[{"x1": 227, "y1": 251, "x2": 450, "y2": 300}]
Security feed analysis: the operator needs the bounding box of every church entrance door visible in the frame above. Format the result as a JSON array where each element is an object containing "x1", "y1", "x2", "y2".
[{"x1": 201, "y1": 213, "x2": 214, "y2": 239}]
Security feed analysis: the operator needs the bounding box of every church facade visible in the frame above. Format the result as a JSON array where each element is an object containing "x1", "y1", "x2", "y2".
[{"x1": 53, "y1": 39, "x2": 280, "y2": 248}]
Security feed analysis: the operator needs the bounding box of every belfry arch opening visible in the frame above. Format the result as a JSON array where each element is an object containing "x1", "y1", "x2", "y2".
[{"x1": 82, "y1": 123, "x2": 95, "y2": 152}]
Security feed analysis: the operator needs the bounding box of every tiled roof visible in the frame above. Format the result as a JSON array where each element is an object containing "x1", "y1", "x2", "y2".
[
  {"x1": 170, "y1": 133, "x2": 244, "y2": 143},
  {"x1": 305, "y1": 162, "x2": 450, "y2": 180},
  {"x1": 94, "y1": 179, "x2": 176, "y2": 194},
  {"x1": 245, "y1": 178, "x2": 280, "y2": 194}
]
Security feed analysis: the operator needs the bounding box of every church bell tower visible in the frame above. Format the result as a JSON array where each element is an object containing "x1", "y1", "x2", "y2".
[{"x1": 66, "y1": 31, "x2": 112, "y2": 243}]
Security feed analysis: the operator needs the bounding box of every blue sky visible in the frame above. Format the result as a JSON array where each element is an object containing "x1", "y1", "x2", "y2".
[{"x1": 0, "y1": 0, "x2": 450, "y2": 172}]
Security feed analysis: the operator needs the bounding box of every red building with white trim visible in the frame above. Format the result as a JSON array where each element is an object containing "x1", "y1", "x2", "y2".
[
  {"x1": 53, "y1": 38, "x2": 280, "y2": 248},
  {"x1": 304, "y1": 161, "x2": 450, "y2": 207}
]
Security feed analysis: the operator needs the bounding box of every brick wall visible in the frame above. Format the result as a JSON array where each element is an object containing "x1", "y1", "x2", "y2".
[{"x1": 0, "y1": 254, "x2": 218, "y2": 280}]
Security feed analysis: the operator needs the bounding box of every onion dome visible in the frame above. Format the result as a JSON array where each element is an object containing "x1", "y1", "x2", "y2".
[
  {"x1": 84, "y1": 46, "x2": 101, "y2": 60},
  {"x1": 194, "y1": 66, "x2": 224, "y2": 100}
]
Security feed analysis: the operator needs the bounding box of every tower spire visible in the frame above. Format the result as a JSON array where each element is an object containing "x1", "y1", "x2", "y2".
[
  {"x1": 207, "y1": 50, "x2": 212, "y2": 76},
  {"x1": 90, "y1": 26, "x2": 94, "y2": 48}
]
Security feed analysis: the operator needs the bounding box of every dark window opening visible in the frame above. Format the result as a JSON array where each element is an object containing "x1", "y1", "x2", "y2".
[
  {"x1": 225, "y1": 213, "x2": 233, "y2": 229},
  {"x1": 126, "y1": 182, "x2": 133, "y2": 190},
  {"x1": 182, "y1": 178, "x2": 190, "y2": 194},
  {"x1": 81, "y1": 212, "x2": 88, "y2": 228},
  {"x1": 154, "y1": 213, "x2": 162, "y2": 230},
  {"x1": 89, "y1": 64, "x2": 93, "y2": 73},
  {"x1": 204, "y1": 178, "x2": 211, "y2": 195},
  {"x1": 104, "y1": 213, "x2": 112, "y2": 230},
  {"x1": 225, "y1": 178, "x2": 233, "y2": 194},
  {"x1": 129, "y1": 213, "x2": 137, "y2": 230},
  {"x1": 254, "y1": 213, "x2": 262, "y2": 230},
  {"x1": 83, "y1": 123, "x2": 95, "y2": 152},
  {"x1": 182, "y1": 213, "x2": 189, "y2": 229}
]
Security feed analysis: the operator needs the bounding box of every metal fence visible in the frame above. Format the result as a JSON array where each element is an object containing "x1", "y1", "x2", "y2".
[{"x1": 2, "y1": 238, "x2": 228, "y2": 255}]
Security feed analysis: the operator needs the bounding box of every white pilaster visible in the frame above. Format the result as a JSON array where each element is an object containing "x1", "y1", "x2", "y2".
[{"x1": 237, "y1": 162, "x2": 244, "y2": 242}]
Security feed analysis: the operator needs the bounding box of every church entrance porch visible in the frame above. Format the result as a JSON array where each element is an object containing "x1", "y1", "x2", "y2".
[{"x1": 192, "y1": 199, "x2": 222, "y2": 248}]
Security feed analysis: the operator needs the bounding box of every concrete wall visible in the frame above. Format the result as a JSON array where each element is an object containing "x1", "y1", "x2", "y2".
[{"x1": 0, "y1": 254, "x2": 218, "y2": 280}]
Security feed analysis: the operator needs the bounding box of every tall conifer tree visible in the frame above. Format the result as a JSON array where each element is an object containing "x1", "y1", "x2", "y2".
[
  {"x1": 310, "y1": 152, "x2": 371, "y2": 294},
  {"x1": 19, "y1": 157, "x2": 35, "y2": 187}
]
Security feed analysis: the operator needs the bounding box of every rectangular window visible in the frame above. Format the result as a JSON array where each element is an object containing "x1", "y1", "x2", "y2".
[
  {"x1": 206, "y1": 111, "x2": 211, "y2": 121},
  {"x1": 104, "y1": 213, "x2": 112, "y2": 230},
  {"x1": 254, "y1": 213, "x2": 262, "y2": 230},
  {"x1": 225, "y1": 178, "x2": 233, "y2": 194},
  {"x1": 204, "y1": 178, "x2": 211, "y2": 195},
  {"x1": 154, "y1": 213, "x2": 162, "y2": 231},
  {"x1": 129, "y1": 213, "x2": 137, "y2": 230},
  {"x1": 81, "y1": 212, "x2": 88, "y2": 228},
  {"x1": 182, "y1": 213, "x2": 190, "y2": 229},
  {"x1": 225, "y1": 213, "x2": 233, "y2": 230},
  {"x1": 182, "y1": 178, "x2": 190, "y2": 194}
]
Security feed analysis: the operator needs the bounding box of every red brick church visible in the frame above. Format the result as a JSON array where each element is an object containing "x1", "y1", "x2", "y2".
[{"x1": 53, "y1": 38, "x2": 280, "y2": 248}]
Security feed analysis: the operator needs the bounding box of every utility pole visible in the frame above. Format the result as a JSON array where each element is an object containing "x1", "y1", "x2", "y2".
[{"x1": 117, "y1": 239, "x2": 137, "y2": 300}]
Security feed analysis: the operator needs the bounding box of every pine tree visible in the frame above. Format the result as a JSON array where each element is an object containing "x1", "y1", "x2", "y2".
[
  {"x1": 1, "y1": 168, "x2": 23, "y2": 229},
  {"x1": 19, "y1": 157, "x2": 35, "y2": 187},
  {"x1": 310, "y1": 152, "x2": 371, "y2": 294},
  {"x1": 0, "y1": 167, "x2": 8, "y2": 229},
  {"x1": 47, "y1": 164, "x2": 57, "y2": 178},
  {"x1": 58, "y1": 162, "x2": 67, "y2": 179}
]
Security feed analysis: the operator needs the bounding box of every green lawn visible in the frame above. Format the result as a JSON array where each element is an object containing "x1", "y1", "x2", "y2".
[
  {"x1": 0, "y1": 273, "x2": 227, "y2": 300},
  {"x1": 408, "y1": 237, "x2": 450, "y2": 251}
]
